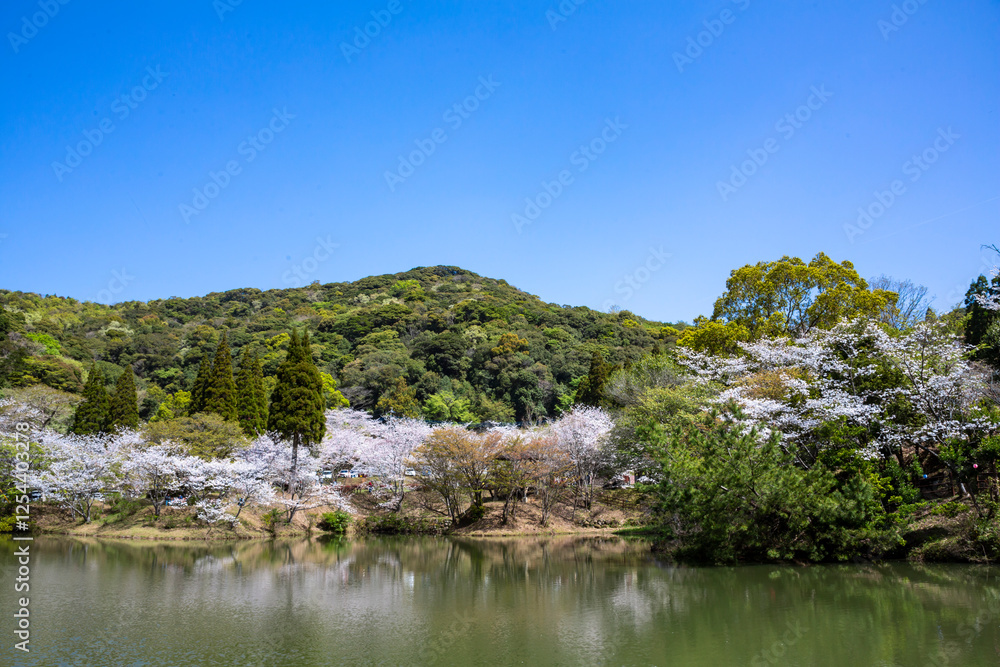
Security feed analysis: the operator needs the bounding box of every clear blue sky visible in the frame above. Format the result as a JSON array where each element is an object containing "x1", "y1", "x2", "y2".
[{"x1": 1, "y1": 0, "x2": 997, "y2": 323}]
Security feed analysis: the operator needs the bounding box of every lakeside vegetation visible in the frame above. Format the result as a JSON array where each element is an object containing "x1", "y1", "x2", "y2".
[{"x1": 2, "y1": 251, "x2": 1000, "y2": 563}]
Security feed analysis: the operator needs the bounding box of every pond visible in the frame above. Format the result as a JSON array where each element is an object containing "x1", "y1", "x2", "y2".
[{"x1": 2, "y1": 536, "x2": 999, "y2": 666}]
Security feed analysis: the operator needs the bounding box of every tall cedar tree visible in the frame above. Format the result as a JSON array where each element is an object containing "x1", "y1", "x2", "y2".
[
  {"x1": 267, "y1": 329, "x2": 326, "y2": 474},
  {"x1": 71, "y1": 363, "x2": 110, "y2": 435},
  {"x1": 236, "y1": 346, "x2": 268, "y2": 436},
  {"x1": 204, "y1": 331, "x2": 238, "y2": 422},
  {"x1": 109, "y1": 368, "x2": 140, "y2": 430},
  {"x1": 190, "y1": 357, "x2": 212, "y2": 414},
  {"x1": 574, "y1": 351, "x2": 615, "y2": 407}
]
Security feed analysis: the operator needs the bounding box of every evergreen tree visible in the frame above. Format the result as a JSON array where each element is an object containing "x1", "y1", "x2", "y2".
[
  {"x1": 71, "y1": 363, "x2": 110, "y2": 435},
  {"x1": 574, "y1": 351, "x2": 614, "y2": 407},
  {"x1": 236, "y1": 346, "x2": 268, "y2": 436},
  {"x1": 109, "y1": 367, "x2": 139, "y2": 430},
  {"x1": 267, "y1": 329, "x2": 326, "y2": 475},
  {"x1": 190, "y1": 357, "x2": 212, "y2": 414},
  {"x1": 965, "y1": 274, "x2": 1000, "y2": 368},
  {"x1": 204, "y1": 331, "x2": 238, "y2": 422}
]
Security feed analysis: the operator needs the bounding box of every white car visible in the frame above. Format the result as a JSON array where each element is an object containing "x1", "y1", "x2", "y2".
[
  {"x1": 337, "y1": 470, "x2": 351, "y2": 478},
  {"x1": 404, "y1": 469, "x2": 416, "y2": 476}
]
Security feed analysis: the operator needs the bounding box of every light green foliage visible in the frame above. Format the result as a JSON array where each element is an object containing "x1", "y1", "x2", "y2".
[
  {"x1": 423, "y1": 391, "x2": 474, "y2": 422},
  {"x1": 710, "y1": 252, "x2": 893, "y2": 339},
  {"x1": 25, "y1": 332, "x2": 60, "y2": 355},
  {"x1": 151, "y1": 391, "x2": 191, "y2": 422},
  {"x1": 144, "y1": 412, "x2": 248, "y2": 459},
  {"x1": 320, "y1": 372, "x2": 349, "y2": 409}
]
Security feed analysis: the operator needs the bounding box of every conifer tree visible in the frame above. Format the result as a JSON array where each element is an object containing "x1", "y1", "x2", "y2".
[
  {"x1": 71, "y1": 363, "x2": 110, "y2": 435},
  {"x1": 574, "y1": 351, "x2": 614, "y2": 407},
  {"x1": 236, "y1": 346, "x2": 268, "y2": 436},
  {"x1": 109, "y1": 367, "x2": 139, "y2": 430},
  {"x1": 204, "y1": 331, "x2": 238, "y2": 422},
  {"x1": 267, "y1": 329, "x2": 326, "y2": 475},
  {"x1": 190, "y1": 357, "x2": 212, "y2": 414}
]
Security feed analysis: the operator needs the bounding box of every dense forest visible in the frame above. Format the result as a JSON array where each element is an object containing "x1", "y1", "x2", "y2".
[{"x1": 0, "y1": 265, "x2": 677, "y2": 424}]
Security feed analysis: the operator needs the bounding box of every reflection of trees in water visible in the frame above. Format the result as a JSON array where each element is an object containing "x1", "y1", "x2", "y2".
[{"x1": 18, "y1": 537, "x2": 1000, "y2": 665}]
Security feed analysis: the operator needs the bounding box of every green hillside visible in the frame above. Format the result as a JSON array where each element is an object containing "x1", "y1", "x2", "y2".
[{"x1": 0, "y1": 265, "x2": 675, "y2": 422}]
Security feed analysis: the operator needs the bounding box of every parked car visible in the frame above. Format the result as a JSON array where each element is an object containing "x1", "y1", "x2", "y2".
[
  {"x1": 338, "y1": 470, "x2": 351, "y2": 478},
  {"x1": 320, "y1": 470, "x2": 333, "y2": 480},
  {"x1": 404, "y1": 469, "x2": 416, "y2": 476}
]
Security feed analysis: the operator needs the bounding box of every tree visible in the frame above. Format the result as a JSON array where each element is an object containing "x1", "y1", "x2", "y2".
[
  {"x1": 869, "y1": 275, "x2": 932, "y2": 330},
  {"x1": 204, "y1": 331, "x2": 238, "y2": 422},
  {"x1": 423, "y1": 391, "x2": 474, "y2": 422},
  {"x1": 411, "y1": 425, "x2": 470, "y2": 524},
  {"x1": 574, "y1": 351, "x2": 615, "y2": 407},
  {"x1": 109, "y1": 368, "x2": 139, "y2": 431},
  {"x1": 34, "y1": 431, "x2": 124, "y2": 523},
  {"x1": 644, "y1": 416, "x2": 892, "y2": 563},
  {"x1": 267, "y1": 329, "x2": 326, "y2": 476},
  {"x1": 71, "y1": 363, "x2": 110, "y2": 435},
  {"x1": 374, "y1": 376, "x2": 421, "y2": 418},
  {"x1": 189, "y1": 358, "x2": 212, "y2": 415},
  {"x1": 710, "y1": 253, "x2": 893, "y2": 339},
  {"x1": 236, "y1": 347, "x2": 268, "y2": 436},
  {"x1": 965, "y1": 273, "x2": 1000, "y2": 369},
  {"x1": 320, "y1": 372, "x2": 350, "y2": 409},
  {"x1": 0, "y1": 310, "x2": 27, "y2": 390},
  {"x1": 120, "y1": 444, "x2": 203, "y2": 518},
  {"x1": 552, "y1": 406, "x2": 614, "y2": 510},
  {"x1": 144, "y1": 412, "x2": 249, "y2": 459}
]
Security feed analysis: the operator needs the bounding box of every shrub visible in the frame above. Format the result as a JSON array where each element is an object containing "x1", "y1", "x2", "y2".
[
  {"x1": 317, "y1": 510, "x2": 353, "y2": 534},
  {"x1": 262, "y1": 508, "x2": 282, "y2": 534}
]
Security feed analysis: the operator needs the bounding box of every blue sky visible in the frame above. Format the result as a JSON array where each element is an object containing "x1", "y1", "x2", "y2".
[{"x1": 1, "y1": 0, "x2": 997, "y2": 323}]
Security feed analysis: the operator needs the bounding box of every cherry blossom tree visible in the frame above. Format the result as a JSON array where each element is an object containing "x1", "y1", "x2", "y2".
[
  {"x1": 552, "y1": 406, "x2": 615, "y2": 510},
  {"x1": 33, "y1": 432, "x2": 123, "y2": 523}
]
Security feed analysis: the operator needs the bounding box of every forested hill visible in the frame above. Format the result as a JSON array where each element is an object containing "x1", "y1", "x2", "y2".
[{"x1": 0, "y1": 265, "x2": 675, "y2": 422}]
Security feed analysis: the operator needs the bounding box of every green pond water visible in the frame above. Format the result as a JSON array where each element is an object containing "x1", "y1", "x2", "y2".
[{"x1": 2, "y1": 536, "x2": 999, "y2": 666}]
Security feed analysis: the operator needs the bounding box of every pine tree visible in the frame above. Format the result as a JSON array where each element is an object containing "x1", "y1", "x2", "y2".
[
  {"x1": 109, "y1": 367, "x2": 139, "y2": 431},
  {"x1": 190, "y1": 357, "x2": 212, "y2": 414},
  {"x1": 267, "y1": 329, "x2": 326, "y2": 475},
  {"x1": 236, "y1": 346, "x2": 268, "y2": 436},
  {"x1": 71, "y1": 363, "x2": 110, "y2": 435},
  {"x1": 574, "y1": 351, "x2": 614, "y2": 407},
  {"x1": 204, "y1": 331, "x2": 238, "y2": 422}
]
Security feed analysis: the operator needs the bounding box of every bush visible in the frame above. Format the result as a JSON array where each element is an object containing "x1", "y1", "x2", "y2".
[
  {"x1": 262, "y1": 508, "x2": 282, "y2": 534},
  {"x1": 642, "y1": 416, "x2": 900, "y2": 564},
  {"x1": 317, "y1": 510, "x2": 353, "y2": 534},
  {"x1": 358, "y1": 514, "x2": 449, "y2": 535},
  {"x1": 931, "y1": 501, "x2": 969, "y2": 518}
]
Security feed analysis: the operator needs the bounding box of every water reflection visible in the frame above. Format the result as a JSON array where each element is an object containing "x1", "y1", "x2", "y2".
[{"x1": 2, "y1": 536, "x2": 999, "y2": 666}]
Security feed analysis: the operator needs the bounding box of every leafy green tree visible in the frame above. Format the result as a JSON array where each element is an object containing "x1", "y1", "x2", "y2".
[
  {"x1": 71, "y1": 364, "x2": 110, "y2": 435},
  {"x1": 375, "y1": 376, "x2": 422, "y2": 418},
  {"x1": 144, "y1": 412, "x2": 248, "y2": 459},
  {"x1": 710, "y1": 252, "x2": 893, "y2": 338},
  {"x1": 109, "y1": 368, "x2": 139, "y2": 430},
  {"x1": 267, "y1": 329, "x2": 326, "y2": 473},
  {"x1": 150, "y1": 391, "x2": 191, "y2": 422},
  {"x1": 204, "y1": 331, "x2": 237, "y2": 422},
  {"x1": 236, "y1": 347, "x2": 268, "y2": 436},
  {"x1": 423, "y1": 391, "x2": 474, "y2": 422},
  {"x1": 319, "y1": 372, "x2": 349, "y2": 409}
]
